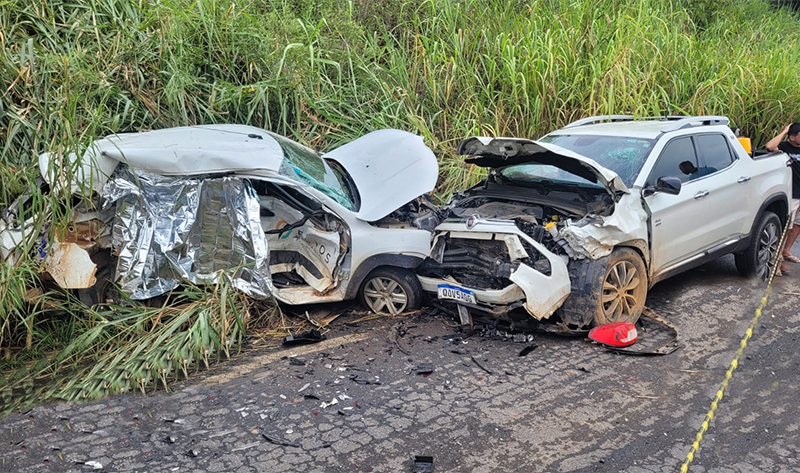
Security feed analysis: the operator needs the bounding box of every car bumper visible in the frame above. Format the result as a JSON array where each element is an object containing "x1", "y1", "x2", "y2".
[{"x1": 420, "y1": 219, "x2": 571, "y2": 320}]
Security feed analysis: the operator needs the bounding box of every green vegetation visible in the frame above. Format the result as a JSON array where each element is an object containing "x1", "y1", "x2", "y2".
[{"x1": 2, "y1": 0, "x2": 800, "y2": 411}]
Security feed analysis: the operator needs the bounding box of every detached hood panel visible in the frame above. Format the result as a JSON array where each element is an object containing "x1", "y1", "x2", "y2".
[
  {"x1": 324, "y1": 130, "x2": 439, "y2": 222},
  {"x1": 458, "y1": 137, "x2": 629, "y2": 195}
]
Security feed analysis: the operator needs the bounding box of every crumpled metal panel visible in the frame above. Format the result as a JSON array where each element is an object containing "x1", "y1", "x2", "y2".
[
  {"x1": 559, "y1": 192, "x2": 649, "y2": 261},
  {"x1": 103, "y1": 166, "x2": 271, "y2": 299}
]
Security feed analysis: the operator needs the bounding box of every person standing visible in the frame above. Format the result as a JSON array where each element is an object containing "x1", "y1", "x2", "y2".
[{"x1": 766, "y1": 123, "x2": 800, "y2": 275}]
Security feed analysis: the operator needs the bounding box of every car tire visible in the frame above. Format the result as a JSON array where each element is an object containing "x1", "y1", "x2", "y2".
[
  {"x1": 357, "y1": 267, "x2": 423, "y2": 315},
  {"x1": 560, "y1": 247, "x2": 648, "y2": 327},
  {"x1": 734, "y1": 211, "x2": 781, "y2": 280}
]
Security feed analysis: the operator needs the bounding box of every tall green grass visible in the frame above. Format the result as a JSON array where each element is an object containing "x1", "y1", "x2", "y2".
[{"x1": 2, "y1": 0, "x2": 800, "y2": 409}]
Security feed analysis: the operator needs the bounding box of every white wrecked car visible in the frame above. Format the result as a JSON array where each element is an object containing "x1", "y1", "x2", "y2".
[
  {"x1": 418, "y1": 116, "x2": 792, "y2": 329},
  {"x1": 0, "y1": 125, "x2": 439, "y2": 314}
]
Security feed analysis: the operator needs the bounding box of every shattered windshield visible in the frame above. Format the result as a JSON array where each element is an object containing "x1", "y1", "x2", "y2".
[
  {"x1": 270, "y1": 133, "x2": 357, "y2": 211},
  {"x1": 537, "y1": 134, "x2": 655, "y2": 186},
  {"x1": 498, "y1": 164, "x2": 603, "y2": 187}
]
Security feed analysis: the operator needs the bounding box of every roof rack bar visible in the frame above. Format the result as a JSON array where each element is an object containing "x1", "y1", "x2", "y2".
[
  {"x1": 661, "y1": 116, "x2": 729, "y2": 132},
  {"x1": 563, "y1": 115, "x2": 634, "y2": 129}
]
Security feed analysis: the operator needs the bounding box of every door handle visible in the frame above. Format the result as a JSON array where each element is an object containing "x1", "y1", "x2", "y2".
[
  {"x1": 737, "y1": 176, "x2": 751, "y2": 183},
  {"x1": 694, "y1": 190, "x2": 709, "y2": 199}
]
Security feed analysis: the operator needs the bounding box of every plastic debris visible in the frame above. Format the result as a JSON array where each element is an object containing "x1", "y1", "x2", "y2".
[
  {"x1": 163, "y1": 418, "x2": 186, "y2": 424},
  {"x1": 588, "y1": 322, "x2": 638, "y2": 347},
  {"x1": 320, "y1": 398, "x2": 339, "y2": 409},
  {"x1": 77, "y1": 460, "x2": 103, "y2": 469},
  {"x1": 470, "y1": 356, "x2": 494, "y2": 375},
  {"x1": 283, "y1": 329, "x2": 325, "y2": 346},
  {"x1": 416, "y1": 363, "x2": 434, "y2": 375},
  {"x1": 412, "y1": 455, "x2": 434, "y2": 472},
  {"x1": 518, "y1": 344, "x2": 538, "y2": 357},
  {"x1": 262, "y1": 433, "x2": 301, "y2": 448},
  {"x1": 289, "y1": 358, "x2": 306, "y2": 366},
  {"x1": 349, "y1": 374, "x2": 382, "y2": 385}
]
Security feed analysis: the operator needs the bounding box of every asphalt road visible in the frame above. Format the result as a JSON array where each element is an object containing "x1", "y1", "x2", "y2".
[{"x1": 1, "y1": 253, "x2": 799, "y2": 472}]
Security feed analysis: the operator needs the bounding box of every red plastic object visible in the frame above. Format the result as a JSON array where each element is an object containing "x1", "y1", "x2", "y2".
[{"x1": 588, "y1": 322, "x2": 638, "y2": 347}]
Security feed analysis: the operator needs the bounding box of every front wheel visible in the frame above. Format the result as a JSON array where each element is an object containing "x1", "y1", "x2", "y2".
[
  {"x1": 734, "y1": 211, "x2": 781, "y2": 280},
  {"x1": 357, "y1": 267, "x2": 423, "y2": 315},
  {"x1": 560, "y1": 247, "x2": 648, "y2": 327}
]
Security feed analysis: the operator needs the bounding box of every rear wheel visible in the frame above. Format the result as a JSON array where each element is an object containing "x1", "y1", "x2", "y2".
[
  {"x1": 357, "y1": 267, "x2": 423, "y2": 315},
  {"x1": 734, "y1": 211, "x2": 781, "y2": 280}
]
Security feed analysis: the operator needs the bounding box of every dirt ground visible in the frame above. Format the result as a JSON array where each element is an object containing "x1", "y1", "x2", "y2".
[{"x1": 1, "y1": 253, "x2": 799, "y2": 472}]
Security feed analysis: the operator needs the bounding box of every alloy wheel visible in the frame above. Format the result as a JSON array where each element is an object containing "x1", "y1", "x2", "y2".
[
  {"x1": 601, "y1": 261, "x2": 641, "y2": 321},
  {"x1": 362, "y1": 276, "x2": 409, "y2": 315},
  {"x1": 756, "y1": 220, "x2": 780, "y2": 281}
]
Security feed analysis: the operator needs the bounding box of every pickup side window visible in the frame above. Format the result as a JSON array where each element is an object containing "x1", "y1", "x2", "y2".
[
  {"x1": 694, "y1": 134, "x2": 735, "y2": 176},
  {"x1": 646, "y1": 137, "x2": 699, "y2": 187}
]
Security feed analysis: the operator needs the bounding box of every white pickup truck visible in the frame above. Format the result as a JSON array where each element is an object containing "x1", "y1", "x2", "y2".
[{"x1": 418, "y1": 116, "x2": 792, "y2": 329}]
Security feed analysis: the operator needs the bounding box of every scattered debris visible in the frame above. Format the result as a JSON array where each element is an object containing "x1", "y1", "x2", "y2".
[
  {"x1": 470, "y1": 356, "x2": 494, "y2": 375},
  {"x1": 349, "y1": 374, "x2": 382, "y2": 385},
  {"x1": 320, "y1": 398, "x2": 339, "y2": 409},
  {"x1": 518, "y1": 345, "x2": 538, "y2": 357},
  {"x1": 412, "y1": 455, "x2": 434, "y2": 472},
  {"x1": 283, "y1": 329, "x2": 325, "y2": 346},
  {"x1": 588, "y1": 322, "x2": 638, "y2": 348},
  {"x1": 599, "y1": 308, "x2": 681, "y2": 355},
  {"x1": 289, "y1": 358, "x2": 306, "y2": 366},
  {"x1": 262, "y1": 433, "x2": 301, "y2": 448},
  {"x1": 298, "y1": 383, "x2": 311, "y2": 392},
  {"x1": 304, "y1": 394, "x2": 320, "y2": 401},
  {"x1": 392, "y1": 326, "x2": 411, "y2": 355},
  {"x1": 76, "y1": 460, "x2": 103, "y2": 469},
  {"x1": 306, "y1": 310, "x2": 341, "y2": 328},
  {"x1": 416, "y1": 363, "x2": 434, "y2": 375},
  {"x1": 163, "y1": 418, "x2": 186, "y2": 424}
]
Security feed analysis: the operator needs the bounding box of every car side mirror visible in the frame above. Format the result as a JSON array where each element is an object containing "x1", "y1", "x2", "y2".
[{"x1": 655, "y1": 176, "x2": 682, "y2": 195}]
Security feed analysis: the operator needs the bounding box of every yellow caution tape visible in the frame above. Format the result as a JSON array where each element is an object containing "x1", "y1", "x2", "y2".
[{"x1": 679, "y1": 217, "x2": 790, "y2": 472}]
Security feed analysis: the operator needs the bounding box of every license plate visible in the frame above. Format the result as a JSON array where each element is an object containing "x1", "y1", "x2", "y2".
[{"x1": 437, "y1": 284, "x2": 476, "y2": 304}]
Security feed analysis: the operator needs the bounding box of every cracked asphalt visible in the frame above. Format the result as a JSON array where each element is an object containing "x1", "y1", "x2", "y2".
[{"x1": 2, "y1": 253, "x2": 800, "y2": 472}]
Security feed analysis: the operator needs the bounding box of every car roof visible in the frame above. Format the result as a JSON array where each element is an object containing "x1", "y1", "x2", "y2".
[
  {"x1": 544, "y1": 120, "x2": 731, "y2": 140},
  {"x1": 88, "y1": 124, "x2": 289, "y2": 176}
]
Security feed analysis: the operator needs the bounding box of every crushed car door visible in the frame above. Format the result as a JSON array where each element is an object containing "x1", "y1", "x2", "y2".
[{"x1": 255, "y1": 182, "x2": 350, "y2": 294}]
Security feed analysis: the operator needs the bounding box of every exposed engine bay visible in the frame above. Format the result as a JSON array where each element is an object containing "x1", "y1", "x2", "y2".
[{"x1": 417, "y1": 177, "x2": 611, "y2": 289}]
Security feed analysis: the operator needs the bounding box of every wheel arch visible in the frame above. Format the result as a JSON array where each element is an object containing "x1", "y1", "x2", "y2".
[
  {"x1": 756, "y1": 193, "x2": 789, "y2": 230},
  {"x1": 344, "y1": 254, "x2": 424, "y2": 299}
]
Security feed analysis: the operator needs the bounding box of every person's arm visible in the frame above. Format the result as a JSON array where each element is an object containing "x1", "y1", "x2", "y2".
[{"x1": 766, "y1": 125, "x2": 791, "y2": 151}]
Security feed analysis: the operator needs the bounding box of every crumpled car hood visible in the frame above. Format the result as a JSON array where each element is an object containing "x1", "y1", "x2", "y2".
[
  {"x1": 39, "y1": 125, "x2": 284, "y2": 196},
  {"x1": 323, "y1": 130, "x2": 439, "y2": 222},
  {"x1": 457, "y1": 137, "x2": 629, "y2": 196}
]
